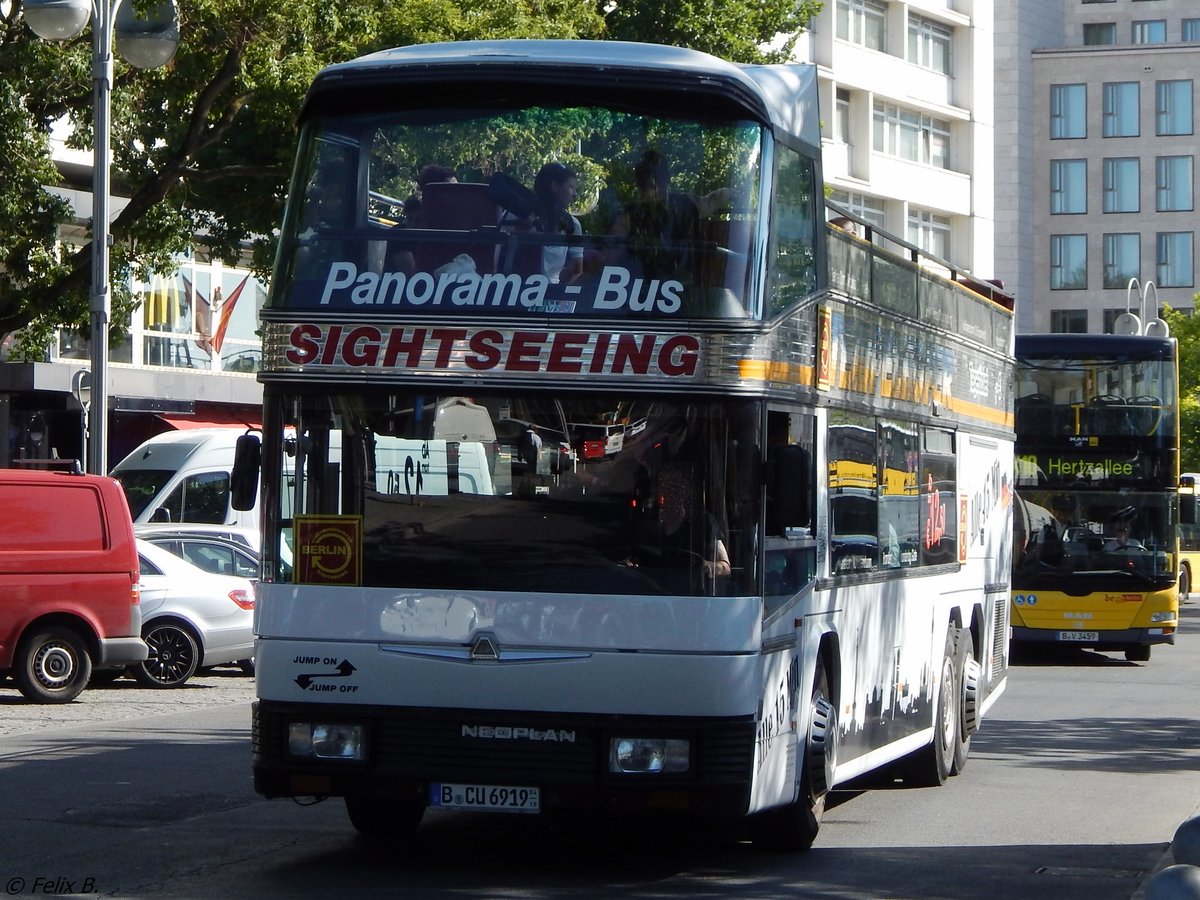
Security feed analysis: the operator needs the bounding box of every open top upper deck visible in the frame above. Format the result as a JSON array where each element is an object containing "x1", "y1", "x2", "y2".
[{"x1": 261, "y1": 40, "x2": 1013, "y2": 431}]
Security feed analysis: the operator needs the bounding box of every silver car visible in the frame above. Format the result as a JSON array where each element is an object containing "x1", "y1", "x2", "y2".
[
  {"x1": 135, "y1": 524, "x2": 260, "y2": 581},
  {"x1": 132, "y1": 539, "x2": 256, "y2": 687}
]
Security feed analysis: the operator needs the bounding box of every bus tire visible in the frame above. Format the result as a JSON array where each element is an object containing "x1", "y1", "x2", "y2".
[
  {"x1": 1181, "y1": 565, "x2": 1190, "y2": 600},
  {"x1": 904, "y1": 629, "x2": 957, "y2": 787},
  {"x1": 1124, "y1": 645, "x2": 1151, "y2": 662},
  {"x1": 345, "y1": 792, "x2": 425, "y2": 840},
  {"x1": 751, "y1": 661, "x2": 836, "y2": 852},
  {"x1": 951, "y1": 628, "x2": 980, "y2": 776}
]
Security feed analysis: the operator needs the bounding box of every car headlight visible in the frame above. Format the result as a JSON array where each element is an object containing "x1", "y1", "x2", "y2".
[
  {"x1": 287, "y1": 722, "x2": 365, "y2": 760},
  {"x1": 609, "y1": 737, "x2": 689, "y2": 774}
]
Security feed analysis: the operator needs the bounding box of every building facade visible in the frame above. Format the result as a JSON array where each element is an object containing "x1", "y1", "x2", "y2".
[
  {"x1": 794, "y1": 0, "x2": 999, "y2": 285},
  {"x1": 1022, "y1": 0, "x2": 1199, "y2": 333},
  {"x1": 0, "y1": 147, "x2": 265, "y2": 470}
]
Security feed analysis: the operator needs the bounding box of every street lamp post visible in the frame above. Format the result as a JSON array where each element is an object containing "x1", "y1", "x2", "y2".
[{"x1": 23, "y1": 0, "x2": 179, "y2": 474}]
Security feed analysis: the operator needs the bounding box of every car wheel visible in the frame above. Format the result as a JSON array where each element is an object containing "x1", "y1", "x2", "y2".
[
  {"x1": 134, "y1": 622, "x2": 201, "y2": 688},
  {"x1": 904, "y1": 628, "x2": 957, "y2": 787},
  {"x1": 238, "y1": 658, "x2": 255, "y2": 676},
  {"x1": 13, "y1": 627, "x2": 92, "y2": 704}
]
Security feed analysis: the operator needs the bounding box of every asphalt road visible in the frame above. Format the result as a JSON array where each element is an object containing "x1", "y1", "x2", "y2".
[{"x1": 0, "y1": 603, "x2": 1196, "y2": 899}]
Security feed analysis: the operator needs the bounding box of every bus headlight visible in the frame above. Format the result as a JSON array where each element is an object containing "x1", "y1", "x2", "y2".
[
  {"x1": 1150, "y1": 612, "x2": 1176, "y2": 623},
  {"x1": 609, "y1": 737, "x2": 689, "y2": 774},
  {"x1": 288, "y1": 722, "x2": 365, "y2": 760}
]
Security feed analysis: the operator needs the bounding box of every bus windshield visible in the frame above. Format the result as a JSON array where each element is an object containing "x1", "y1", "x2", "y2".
[
  {"x1": 281, "y1": 391, "x2": 759, "y2": 597},
  {"x1": 1013, "y1": 341, "x2": 1178, "y2": 592},
  {"x1": 272, "y1": 103, "x2": 766, "y2": 319}
]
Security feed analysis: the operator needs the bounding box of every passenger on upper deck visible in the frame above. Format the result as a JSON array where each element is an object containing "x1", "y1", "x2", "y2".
[
  {"x1": 609, "y1": 149, "x2": 731, "y2": 283},
  {"x1": 388, "y1": 164, "x2": 459, "y2": 273},
  {"x1": 532, "y1": 162, "x2": 585, "y2": 284}
]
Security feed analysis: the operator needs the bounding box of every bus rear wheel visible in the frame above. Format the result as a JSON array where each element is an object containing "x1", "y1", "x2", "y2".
[
  {"x1": 951, "y1": 628, "x2": 980, "y2": 776},
  {"x1": 903, "y1": 629, "x2": 957, "y2": 787},
  {"x1": 751, "y1": 662, "x2": 836, "y2": 851}
]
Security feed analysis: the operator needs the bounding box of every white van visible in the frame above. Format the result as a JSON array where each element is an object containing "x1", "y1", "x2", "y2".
[
  {"x1": 112, "y1": 411, "x2": 496, "y2": 549},
  {"x1": 109, "y1": 429, "x2": 261, "y2": 544}
]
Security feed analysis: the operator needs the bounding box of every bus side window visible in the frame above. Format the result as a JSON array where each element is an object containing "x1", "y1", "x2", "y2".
[
  {"x1": 765, "y1": 412, "x2": 816, "y2": 607},
  {"x1": 767, "y1": 444, "x2": 811, "y2": 534}
]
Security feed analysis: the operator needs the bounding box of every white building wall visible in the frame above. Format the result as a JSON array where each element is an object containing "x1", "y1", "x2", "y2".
[{"x1": 796, "y1": 0, "x2": 997, "y2": 283}]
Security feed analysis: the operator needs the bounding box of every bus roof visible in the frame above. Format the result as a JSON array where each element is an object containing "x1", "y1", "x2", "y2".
[
  {"x1": 1016, "y1": 333, "x2": 1176, "y2": 361},
  {"x1": 303, "y1": 40, "x2": 821, "y2": 150}
]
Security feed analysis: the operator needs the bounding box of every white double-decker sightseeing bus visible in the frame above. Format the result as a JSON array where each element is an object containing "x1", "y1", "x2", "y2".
[{"x1": 238, "y1": 40, "x2": 1016, "y2": 850}]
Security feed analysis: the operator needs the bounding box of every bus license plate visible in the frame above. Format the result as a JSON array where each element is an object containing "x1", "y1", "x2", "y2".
[
  {"x1": 430, "y1": 783, "x2": 540, "y2": 813},
  {"x1": 1058, "y1": 631, "x2": 1099, "y2": 642}
]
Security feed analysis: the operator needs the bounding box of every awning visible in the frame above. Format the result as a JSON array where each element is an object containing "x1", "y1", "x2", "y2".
[{"x1": 158, "y1": 407, "x2": 260, "y2": 431}]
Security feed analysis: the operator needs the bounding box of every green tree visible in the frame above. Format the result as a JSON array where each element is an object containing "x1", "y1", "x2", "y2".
[
  {"x1": 1162, "y1": 303, "x2": 1200, "y2": 473},
  {"x1": 0, "y1": 0, "x2": 819, "y2": 355}
]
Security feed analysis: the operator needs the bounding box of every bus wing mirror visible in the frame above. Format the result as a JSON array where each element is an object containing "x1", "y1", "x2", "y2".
[
  {"x1": 1183, "y1": 494, "x2": 1197, "y2": 526},
  {"x1": 767, "y1": 444, "x2": 812, "y2": 533},
  {"x1": 231, "y1": 433, "x2": 262, "y2": 511}
]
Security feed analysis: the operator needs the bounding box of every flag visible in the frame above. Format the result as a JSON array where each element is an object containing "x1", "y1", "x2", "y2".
[
  {"x1": 210, "y1": 275, "x2": 249, "y2": 357},
  {"x1": 193, "y1": 277, "x2": 214, "y2": 356}
]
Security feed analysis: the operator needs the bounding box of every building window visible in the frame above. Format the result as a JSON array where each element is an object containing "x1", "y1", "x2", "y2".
[
  {"x1": 835, "y1": 88, "x2": 851, "y2": 144},
  {"x1": 1156, "y1": 156, "x2": 1193, "y2": 212},
  {"x1": 1051, "y1": 159, "x2": 1088, "y2": 214},
  {"x1": 1051, "y1": 84, "x2": 1087, "y2": 139},
  {"x1": 1051, "y1": 310, "x2": 1088, "y2": 333},
  {"x1": 1131, "y1": 20, "x2": 1167, "y2": 44},
  {"x1": 837, "y1": 0, "x2": 887, "y2": 51},
  {"x1": 1102, "y1": 309, "x2": 1127, "y2": 333},
  {"x1": 1103, "y1": 158, "x2": 1140, "y2": 212},
  {"x1": 1051, "y1": 235, "x2": 1088, "y2": 290},
  {"x1": 907, "y1": 208, "x2": 951, "y2": 261},
  {"x1": 1103, "y1": 233, "x2": 1140, "y2": 288},
  {"x1": 873, "y1": 102, "x2": 951, "y2": 168},
  {"x1": 1103, "y1": 82, "x2": 1139, "y2": 137},
  {"x1": 1184, "y1": 19, "x2": 1200, "y2": 42},
  {"x1": 1156, "y1": 80, "x2": 1193, "y2": 136},
  {"x1": 1157, "y1": 232, "x2": 1194, "y2": 287},
  {"x1": 908, "y1": 14, "x2": 952, "y2": 75},
  {"x1": 829, "y1": 189, "x2": 887, "y2": 230},
  {"x1": 1083, "y1": 23, "x2": 1117, "y2": 45}
]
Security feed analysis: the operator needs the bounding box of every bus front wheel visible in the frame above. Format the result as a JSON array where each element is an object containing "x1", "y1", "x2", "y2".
[
  {"x1": 1124, "y1": 645, "x2": 1151, "y2": 662},
  {"x1": 751, "y1": 661, "x2": 836, "y2": 852},
  {"x1": 345, "y1": 792, "x2": 425, "y2": 841}
]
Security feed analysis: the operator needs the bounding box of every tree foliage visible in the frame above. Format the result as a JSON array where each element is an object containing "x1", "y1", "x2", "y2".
[
  {"x1": 0, "y1": 0, "x2": 819, "y2": 356},
  {"x1": 1161, "y1": 303, "x2": 1200, "y2": 473}
]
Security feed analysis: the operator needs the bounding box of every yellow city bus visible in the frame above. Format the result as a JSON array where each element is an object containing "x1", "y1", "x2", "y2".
[{"x1": 1012, "y1": 334, "x2": 1180, "y2": 661}]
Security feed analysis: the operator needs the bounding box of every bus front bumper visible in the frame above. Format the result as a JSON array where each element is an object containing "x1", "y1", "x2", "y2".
[{"x1": 1010, "y1": 626, "x2": 1175, "y2": 649}]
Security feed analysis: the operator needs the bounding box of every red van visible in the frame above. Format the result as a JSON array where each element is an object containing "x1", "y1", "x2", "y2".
[{"x1": 0, "y1": 469, "x2": 147, "y2": 702}]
